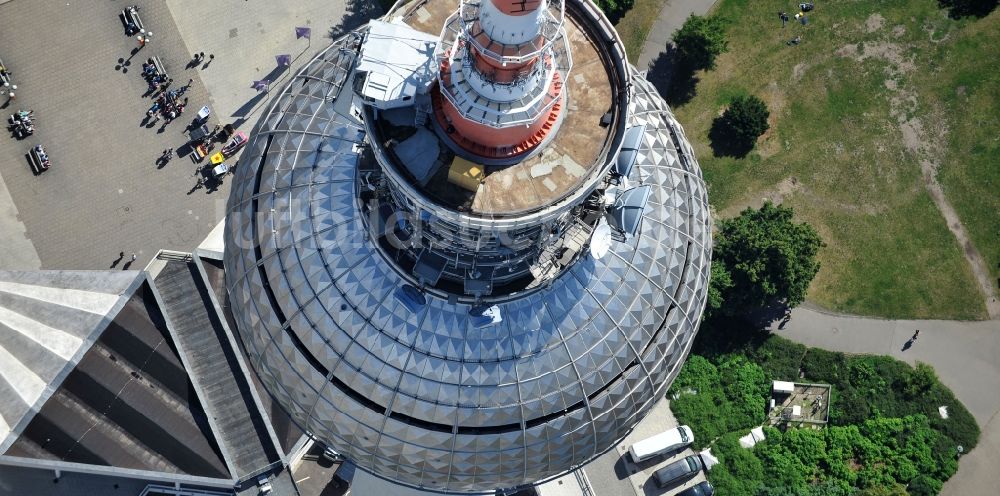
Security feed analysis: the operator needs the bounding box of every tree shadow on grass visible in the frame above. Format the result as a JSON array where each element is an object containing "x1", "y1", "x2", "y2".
[
  {"x1": 708, "y1": 116, "x2": 754, "y2": 158},
  {"x1": 938, "y1": 0, "x2": 998, "y2": 18},
  {"x1": 646, "y1": 47, "x2": 700, "y2": 108}
]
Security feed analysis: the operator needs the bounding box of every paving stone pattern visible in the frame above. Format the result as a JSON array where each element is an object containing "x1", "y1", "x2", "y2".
[{"x1": 0, "y1": 0, "x2": 229, "y2": 270}]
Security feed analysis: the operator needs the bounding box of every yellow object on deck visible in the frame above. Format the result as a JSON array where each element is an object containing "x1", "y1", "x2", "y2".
[
  {"x1": 210, "y1": 152, "x2": 226, "y2": 165},
  {"x1": 448, "y1": 156, "x2": 484, "y2": 192}
]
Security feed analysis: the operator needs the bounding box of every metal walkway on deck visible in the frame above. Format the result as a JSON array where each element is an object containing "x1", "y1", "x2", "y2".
[{"x1": 153, "y1": 261, "x2": 282, "y2": 484}]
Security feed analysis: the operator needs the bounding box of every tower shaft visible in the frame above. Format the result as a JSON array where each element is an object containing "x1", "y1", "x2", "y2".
[{"x1": 434, "y1": 0, "x2": 567, "y2": 160}]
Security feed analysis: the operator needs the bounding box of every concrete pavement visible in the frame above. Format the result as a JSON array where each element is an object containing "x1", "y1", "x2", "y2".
[
  {"x1": 0, "y1": 170, "x2": 39, "y2": 269},
  {"x1": 164, "y1": 0, "x2": 377, "y2": 129},
  {"x1": 0, "y1": 0, "x2": 381, "y2": 271},
  {"x1": 585, "y1": 397, "x2": 707, "y2": 496},
  {"x1": 636, "y1": 0, "x2": 718, "y2": 71},
  {"x1": 0, "y1": 0, "x2": 230, "y2": 270},
  {"x1": 771, "y1": 305, "x2": 1000, "y2": 495}
]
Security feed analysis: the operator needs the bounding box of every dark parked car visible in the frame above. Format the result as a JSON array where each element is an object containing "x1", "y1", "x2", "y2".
[
  {"x1": 653, "y1": 455, "x2": 703, "y2": 487},
  {"x1": 676, "y1": 481, "x2": 714, "y2": 496}
]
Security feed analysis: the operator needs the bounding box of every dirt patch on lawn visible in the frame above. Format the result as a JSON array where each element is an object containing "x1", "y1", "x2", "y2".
[
  {"x1": 864, "y1": 13, "x2": 885, "y2": 33},
  {"x1": 835, "y1": 41, "x2": 917, "y2": 74},
  {"x1": 792, "y1": 62, "x2": 808, "y2": 81},
  {"x1": 718, "y1": 177, "x2": 802, "y2": 217}
]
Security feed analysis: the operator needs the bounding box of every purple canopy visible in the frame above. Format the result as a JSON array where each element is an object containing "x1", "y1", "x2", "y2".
[
  {"x1": 276, "y1": 54, "x2": 292, "y2": 66},
  {"x1": 252, "y1": 79, "x2": 270, "y2": 91},
  {"x1": 295, "y1": 27, "x2": 312, "y2": 39}
]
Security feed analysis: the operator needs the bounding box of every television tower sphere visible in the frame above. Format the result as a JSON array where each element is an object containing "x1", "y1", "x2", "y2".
[{"x1": 223, "y1": 0, "x2": 712, "y2": 492}]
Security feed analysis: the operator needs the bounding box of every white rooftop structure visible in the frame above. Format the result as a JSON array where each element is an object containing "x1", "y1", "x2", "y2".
[
  {"x1": 355, "y1": 20, "x2": 439, "y2": 109},
  {"x1": 773, "y1": 380, "x2": 795, "y2": 394}
]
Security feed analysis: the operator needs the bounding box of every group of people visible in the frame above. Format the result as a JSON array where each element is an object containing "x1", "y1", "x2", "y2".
[
  {"x1": 141, "y1": 60, "x2": 170, "y2": 93},
  {"x1": 7, "y1": 109, "x2": 34, "y2": 137},
  {"x1": 33, "y1": 144, "x2": 49, "y2": 167},
  {"x1": 145, "y1": 75, "x2": 194, "y2": 124}
]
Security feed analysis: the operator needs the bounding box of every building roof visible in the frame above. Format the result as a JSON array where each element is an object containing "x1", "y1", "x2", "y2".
[
  {"x1": 0, "y1": 270, "x2": 144, "y2": 451},
  {"x1": 3, "y1": 283, "x2": 230, "y2": 479},
  {"x1": 356, "y1": 20, "x2": 439, "y2": 107}
]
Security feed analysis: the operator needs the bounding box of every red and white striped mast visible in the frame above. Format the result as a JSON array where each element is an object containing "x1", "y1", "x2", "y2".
[{"x1": 434, "y1": 0, "x2": 571, "y2": 161}]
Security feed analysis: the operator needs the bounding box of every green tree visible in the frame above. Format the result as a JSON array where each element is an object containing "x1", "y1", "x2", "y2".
[
  {"x1": 713, "y1": 202, "x2": 824, "y2": 315},
  {"x1": 705, "y1": 262, "x2": 733, "y2": 318},
  {"x1": 595, "y1": 0, "x2": 635, "y2": 22},
  {"x1": 673, "y1": 15, "x2": 729, "y2": 71},
  {"x1": 722, "y1": 94, "x2": 770, "y2": 150}
]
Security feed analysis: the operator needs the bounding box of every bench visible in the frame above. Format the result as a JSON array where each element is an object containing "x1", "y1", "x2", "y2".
[
  {"x1": 148, "y1": 56, "x2": 168, "y2": 80},
  {"x1": 0, "y1": 57, "x2": 10, "y2": 87},
  {"x1": 119, "y1": 6, "x2": 144, "y2": 36},
  {"x1": 28, "y1": 146, "x2": 50, "y2": 174}
]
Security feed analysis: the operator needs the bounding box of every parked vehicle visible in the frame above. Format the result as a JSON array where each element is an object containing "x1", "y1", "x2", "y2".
[
  {"x1": 322, "y1": 445, "x2": 342, "y2": 462},
  {"x1": 653, "y1": 454, "x2": 703, "y2": 488},
  {"x1": 676, "y1": 481, "x2": 714, "y2": 496},
  {"x1": 221, "y1": 131, "x2": 248, "y2": 157},
  {"x1": 628, "y1": 425, "x2": 693, "y2": 463}
]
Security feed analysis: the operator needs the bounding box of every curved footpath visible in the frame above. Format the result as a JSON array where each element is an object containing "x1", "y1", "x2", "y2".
[{"x1": 770, "y1": 305, "x2": 1000, "y2": 495}]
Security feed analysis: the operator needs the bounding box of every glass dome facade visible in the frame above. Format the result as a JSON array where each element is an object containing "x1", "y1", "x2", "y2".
[{"x1": 223, "y1": 7, "x2": 711, "y2": 493}]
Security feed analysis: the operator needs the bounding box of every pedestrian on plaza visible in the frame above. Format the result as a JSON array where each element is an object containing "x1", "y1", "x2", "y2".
[
  {"x1": 137, "y1": 34, "x2": 146, "y2": 48},
  {"x1": 131, "y1": 252, "x2": 137, "y2": 262},
  {"x1": 913, "y1": 329, "x2": 920, "y2": 340}
]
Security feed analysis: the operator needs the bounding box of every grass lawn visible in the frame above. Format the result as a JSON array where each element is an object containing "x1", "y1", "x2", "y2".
[{"x1": 671, "y1": 0, "x2": 998, "y2": 319}]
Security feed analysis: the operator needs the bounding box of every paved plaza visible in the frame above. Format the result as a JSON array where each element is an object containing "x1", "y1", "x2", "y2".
[{"x1": 0, "y1": 0, "x2": 377, "y2": 270}]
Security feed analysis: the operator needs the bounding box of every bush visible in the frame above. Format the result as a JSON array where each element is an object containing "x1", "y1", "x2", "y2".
[
  {"x1": 669, "y1": 355, "x2": 769, "y2": 448},
  {"x1": 719, "y1": 356, "x2": 769, "y2": 424},
  {"x1": 706, "y1": 433, "x2": 765, "y2": 495},
  {"x1": 801, "y1": 348, "x2": 849, "y2": 386},
  {"x1": 907, "y1": 475, "x2": 943, "y2": 496},
  {"x1": 750, "y1": 336, "x2": 806, "y2": 379},
  {"x1": 673, "y1": 15, "x2": 729, "y2": 71}
]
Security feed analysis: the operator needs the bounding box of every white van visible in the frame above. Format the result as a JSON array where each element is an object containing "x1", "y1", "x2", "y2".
[{"x1": 628, "y1": 425, "x2": 694, "y2": 463}]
